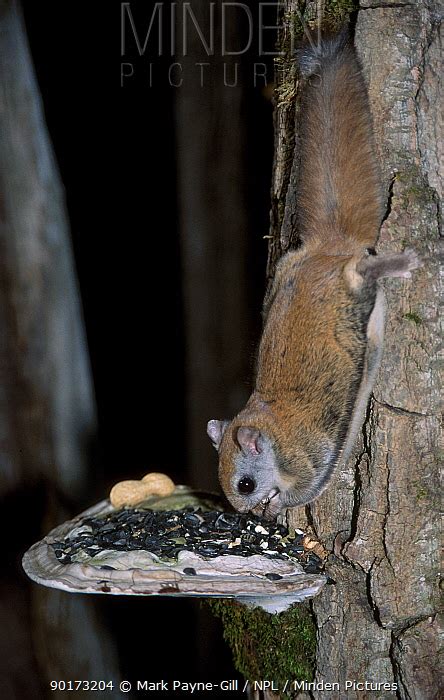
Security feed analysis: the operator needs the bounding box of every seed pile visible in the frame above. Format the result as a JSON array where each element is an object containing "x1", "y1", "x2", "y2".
[{"x1": 51, "y1": 507, "x2": 323, "y2": 574}]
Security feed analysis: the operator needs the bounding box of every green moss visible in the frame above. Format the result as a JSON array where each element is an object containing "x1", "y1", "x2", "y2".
[
  {"x1": 404, "y1": 312, "x2": 423, "y2": 325},
  {"x1": 395, "y1": 167, "x2": 420, "y2": 185},
  {"x1": 325, "y1": 0, "x2": 359, "y2": 29},
  {"x1": 395, "y1": 167, "x2": 436, "y2": 204},
  {"x1": 287, "y1": 0, "x2": 359, "y2": 36},
  {"x1": 274, "y1": 1, "x2": 359, "y2": 107},
  {"x1": 207, "y1": 600, "x2": 316, "y2": 696},
  {"x1": 434, "y1": 448, "x2": 444, "y2": 463}
]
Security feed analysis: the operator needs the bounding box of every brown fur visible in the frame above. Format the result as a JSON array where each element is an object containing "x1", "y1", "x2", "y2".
[
  {"x1": 297, "y1": 34, "x2": 384, "y2": 251},
  {"x1": 208, "y1": 35, "x2": 419, "y2": 519}
]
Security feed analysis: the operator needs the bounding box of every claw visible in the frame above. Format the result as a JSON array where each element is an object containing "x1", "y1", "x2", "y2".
[{"x1": 260, "y1": 488, "x2": 279, "y2": 507}]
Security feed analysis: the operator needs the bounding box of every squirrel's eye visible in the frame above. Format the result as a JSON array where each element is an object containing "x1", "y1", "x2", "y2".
[{"x1": 238, "y1": 477, "x2": 256, "y2": 494}]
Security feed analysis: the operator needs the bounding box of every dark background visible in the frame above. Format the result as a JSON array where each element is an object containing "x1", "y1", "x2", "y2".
[{"x1": 18, "y1": 0, "x2": 274, "y2": 692}]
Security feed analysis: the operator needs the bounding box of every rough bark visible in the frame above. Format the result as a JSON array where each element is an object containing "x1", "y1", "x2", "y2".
[
  {"x1": 0, "y1": 1, "x2": 120, "y2": 695},
  {"x1": 269, "y1": 2, "x2": 442, "y2": 698}
]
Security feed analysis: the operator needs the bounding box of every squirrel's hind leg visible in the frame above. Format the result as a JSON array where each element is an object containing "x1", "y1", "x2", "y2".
[{"x1": 357, "y1": 249, "x2": 421, "y2": 282}]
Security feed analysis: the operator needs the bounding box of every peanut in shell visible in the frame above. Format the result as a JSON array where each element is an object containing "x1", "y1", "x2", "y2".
[
  {"x1": 141, "y1": 472, "x2": 175, "y2": 497},
  {"x1": 109, "y1": 480, "x2": 149, "y2": 508}
]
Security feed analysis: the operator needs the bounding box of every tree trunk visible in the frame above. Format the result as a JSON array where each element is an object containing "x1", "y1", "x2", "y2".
[
  {"x1": 272, "y1": 2, "x2": 442, "y2": 697},
  {"x1": 0, "y1": 1, "x2": 120, "y2": 695},
  {"x1": 215, "y1": 2, "x2": 441, "y2": 698},
  {"x1": 0, "y1": 0, "x2": 95, "y2": 502}
]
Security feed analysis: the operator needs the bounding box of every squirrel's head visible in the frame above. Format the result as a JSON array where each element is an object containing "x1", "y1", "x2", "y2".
[
  {"x1": 207, "y1": 419, "x2": 283, "y2": 519},
  {"x1": 207, "y1": 417, "x2": 336, "y2": 519}
]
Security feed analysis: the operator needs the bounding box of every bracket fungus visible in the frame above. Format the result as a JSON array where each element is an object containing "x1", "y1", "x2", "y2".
[{"x1": 23, "y1": 483, "x2": 327, "y2": 614}]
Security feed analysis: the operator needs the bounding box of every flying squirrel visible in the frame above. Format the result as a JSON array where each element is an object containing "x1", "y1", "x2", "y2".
[{"x1": 207, "y1": 32, "x2": 420, "y2": 519}]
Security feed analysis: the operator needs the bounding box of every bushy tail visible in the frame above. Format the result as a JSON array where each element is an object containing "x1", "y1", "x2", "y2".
[{"x1": 296, "y1": 33, "x2": 384, "y2": 250}]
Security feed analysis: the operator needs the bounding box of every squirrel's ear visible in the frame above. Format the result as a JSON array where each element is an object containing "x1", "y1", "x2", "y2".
[
  {"x1": 237, "y1": 427, "x2": 262, "y2": 455},
  {"x1": 207, "y1": 419, "x2": 229, "y2": 450}
]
